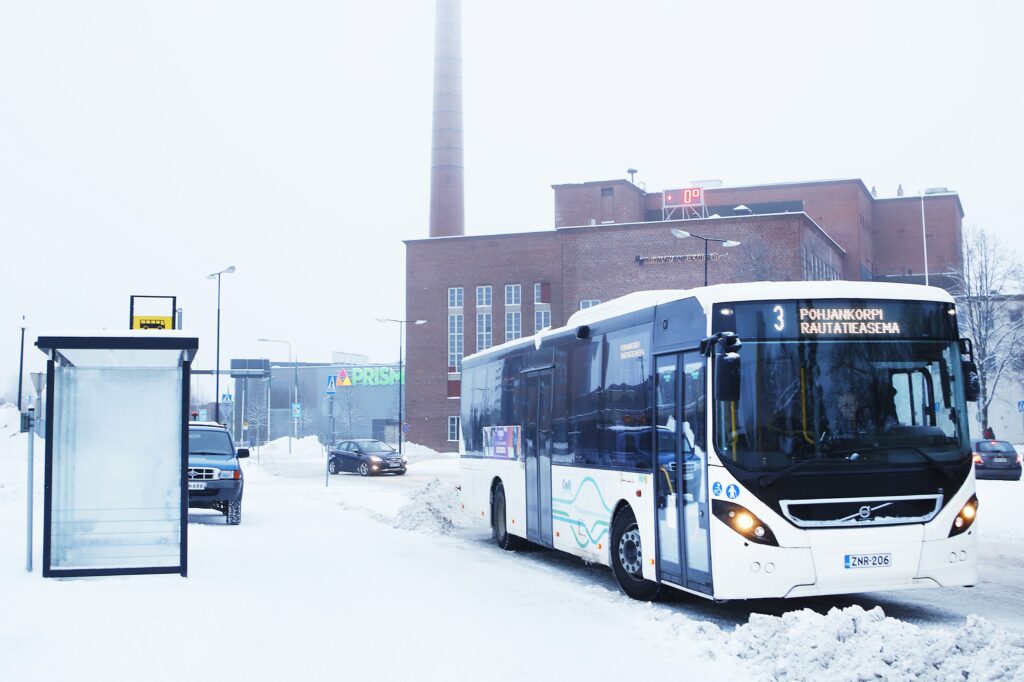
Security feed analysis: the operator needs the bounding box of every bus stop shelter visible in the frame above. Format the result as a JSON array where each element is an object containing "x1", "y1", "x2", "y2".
[{"x1": 36, "y1": 331, "x2": 198, "y2": 577}]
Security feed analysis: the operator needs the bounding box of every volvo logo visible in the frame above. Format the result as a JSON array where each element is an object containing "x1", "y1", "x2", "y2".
[{"x1": 858, "y1": 505, "x2": 872, "y2": 519}]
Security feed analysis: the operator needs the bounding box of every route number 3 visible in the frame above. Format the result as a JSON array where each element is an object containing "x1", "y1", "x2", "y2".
[{"x1": 773, "y1": 305, "x2": 785, "y2": 331}]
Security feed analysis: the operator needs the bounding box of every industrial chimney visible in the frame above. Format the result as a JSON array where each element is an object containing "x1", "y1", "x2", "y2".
[{"x1": 429, "y1": 0, "x2": 465, "y2": 238}]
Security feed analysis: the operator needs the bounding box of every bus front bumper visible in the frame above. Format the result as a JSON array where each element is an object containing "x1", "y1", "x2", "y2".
[{"x1": 710, "y1": 524, "x2": 978, "y2": 600}]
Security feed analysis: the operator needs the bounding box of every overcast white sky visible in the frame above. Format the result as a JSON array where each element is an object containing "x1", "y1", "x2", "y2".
[{"x1": 1, "y1": 1, "x2": 1022, "y2": 400}]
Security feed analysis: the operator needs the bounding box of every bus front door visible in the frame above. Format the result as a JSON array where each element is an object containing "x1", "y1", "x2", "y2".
[
  {"x1": 654, "y1": 351, "x2": 713, "y2": 594},
  {"x1": 523, "y1": 370, "x2": 553, "y2": 547}
]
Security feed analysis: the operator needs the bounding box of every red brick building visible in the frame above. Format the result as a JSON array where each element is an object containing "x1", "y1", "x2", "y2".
[{"x1": 405, "y1": 178, "x2": 965, "y2": 451}]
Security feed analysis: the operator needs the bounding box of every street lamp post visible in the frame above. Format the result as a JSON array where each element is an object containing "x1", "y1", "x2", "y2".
[
  {"x1": 920, "y1": 191, "x2": 930, "y2": 286},
  {"x1": 258, "y1": 338, "x2": 297, "y2": 453},
  {"x1": 206, "y1": 266, "x2": 236, "y2": 423},
  {"x1": 376, "y1": 318, "x2": 426, "y2": 455},
  {"x1": 670, "y1": 229, "x2": 741, "y2": 287},
  {"x1": 17, "y1": 315, "x2": 26, "y2": 411}
]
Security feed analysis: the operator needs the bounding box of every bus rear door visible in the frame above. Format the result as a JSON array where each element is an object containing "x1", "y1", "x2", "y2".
[{"x1": 523, "y1": 369, "x2": 553, "y2": 547}]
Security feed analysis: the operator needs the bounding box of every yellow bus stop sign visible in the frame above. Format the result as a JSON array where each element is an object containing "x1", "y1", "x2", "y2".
[{"x1": 131, "y1": 316, "x2": 174, "y2": 330}]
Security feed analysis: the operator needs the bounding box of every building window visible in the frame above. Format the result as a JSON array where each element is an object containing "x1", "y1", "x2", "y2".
[
  {"x1": 579, "y1": 299, "x2": 601, "y2": 310},
  {"x1": 448, "y1": 314, "x2": 463, "y2": 371},
  {"x1": 447, "y1": 287, "x2": 463, "y2": 309},
  {"x1": 448, "y1": 416, "x2": 461, "y2": 442},
  {"x1": 535, "y1": 309, "x2": 551, "y2": 332},
  {"x1": 476, "y1": 313, "x2": 492, "y2": 352},
  {"x1": 601, "y1": 187, "x2": 613, "y2": 197},
  {"x1": 506, "y1": 311, "x2": 521, "y2": 341},
  {"x1": 505, "y1": 283, "x2": 521, "y2": 306},
  {"x1": 534, "y1": 282, "x2": 551, "y2": 304},
  {"x1": 476, "y1": 285, "x2": 492, "y2": 307}
]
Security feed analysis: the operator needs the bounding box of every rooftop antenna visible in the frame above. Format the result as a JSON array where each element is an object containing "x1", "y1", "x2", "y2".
[{"x1": 627, "y1": 168, "x2": 638, "y2": 184}]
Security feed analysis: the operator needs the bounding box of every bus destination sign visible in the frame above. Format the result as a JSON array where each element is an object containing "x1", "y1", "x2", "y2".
[
  {"x1": 798, "y1": 307, "x2": 901, "y2": 336},
  {"x1": 713, "y1": 299, "x2": 956, "y2": 341}
]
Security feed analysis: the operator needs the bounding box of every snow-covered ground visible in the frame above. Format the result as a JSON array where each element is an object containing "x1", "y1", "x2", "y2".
[{"x1": 1, "y1": 405, "x2": 1023, "y2": 681}]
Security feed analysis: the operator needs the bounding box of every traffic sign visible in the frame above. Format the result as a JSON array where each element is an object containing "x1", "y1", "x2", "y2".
[
  {"x1": 222, "y1": 394, "x2": 233, "y2": 404},
  {"x1": 325, "y1": 375, "x2": 337, "y2": 395},
  {"x1": 401, "y1": 423, "x2": 410, "y2": 434},
  {"x1": 1017, "y1": 400, "x2": 1024, "y2": 413},
  {"x1": 291, "y1": 402, "x2": 302, "y2": 419}
]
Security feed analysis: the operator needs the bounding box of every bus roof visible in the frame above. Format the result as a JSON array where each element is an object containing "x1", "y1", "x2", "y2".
[{"x1": 464, "y1": 280, "x2": 955, "y2": 364}]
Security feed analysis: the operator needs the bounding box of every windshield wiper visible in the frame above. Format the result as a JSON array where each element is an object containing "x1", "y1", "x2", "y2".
[
  {"x1": 190, "y1": 450, "x2": 232, "y2": 456},
  {"x1": 758, "y1": 456, "x2": 844, "y2": 488},
  {"x1": 876, "y1": 444, "x2": 954, "y2": 481},
  {"x1": 850, "y1": 444, "x2": 954, "y2": 482}
]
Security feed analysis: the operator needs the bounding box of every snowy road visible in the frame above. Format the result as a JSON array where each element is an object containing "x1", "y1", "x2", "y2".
[
  {"x1": 324, "y1": 450, "x2": 1024, "y2": 636},
  {"x1": 1, "y1": 428, "x2": 1022, "y2": 680}
]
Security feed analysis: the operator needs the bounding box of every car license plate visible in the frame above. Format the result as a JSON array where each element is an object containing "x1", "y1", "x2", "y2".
[
  {"x1": 994, "y1": 456, "x2": 1008, "y2": 463},
  {"x1": 844, "y1": 553, "x2": 891, "y2": 569},
  {"x1": 188, "y1": 481, "x2": 206, "y2": 490}
]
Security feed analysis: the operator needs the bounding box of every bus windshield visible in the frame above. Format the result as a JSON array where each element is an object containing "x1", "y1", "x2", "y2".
[{"x1": 713, "y1": 338, "x2": 970, "y2": 472}]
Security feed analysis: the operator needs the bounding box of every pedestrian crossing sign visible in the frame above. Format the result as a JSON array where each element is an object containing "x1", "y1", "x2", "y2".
[{"x1": 326, "y1": 375, "x2": 337, "y2": 395}]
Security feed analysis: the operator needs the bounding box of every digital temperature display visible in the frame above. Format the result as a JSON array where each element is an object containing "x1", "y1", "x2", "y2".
[{"x1": 663, "y1": 187, "x2": 704, "y2": 207}]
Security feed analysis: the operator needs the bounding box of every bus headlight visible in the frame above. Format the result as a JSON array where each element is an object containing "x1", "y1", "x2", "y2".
[
  {"x1": 712, "y1": 500, "x2": 778, "y2": 546},
  {"x1": 949, "y1": 494, "x2": 979, "y2": 537}
]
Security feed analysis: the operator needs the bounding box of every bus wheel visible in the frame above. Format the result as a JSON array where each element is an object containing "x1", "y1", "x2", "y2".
[
  {"x1": 610, "y1": 507, "x2": 660, "y2": 601},
  {"x1": 492, "y1": 483, "x2": 523, "y2": 551}
]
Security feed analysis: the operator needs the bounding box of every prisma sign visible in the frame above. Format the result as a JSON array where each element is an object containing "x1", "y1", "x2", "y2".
[
  {"x1": 335, "y1": 367, "x2": 404, "y2": 387},
  {"x1": 663, "y1": 188, "x2": 704, "y2": 207}
]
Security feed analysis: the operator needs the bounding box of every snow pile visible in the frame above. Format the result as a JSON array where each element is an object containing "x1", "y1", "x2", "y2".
[
  {"x1": 393, "y1": 478, "x2": 463, "y2": 534},
  {"x1": 256, "y1": 435, "x2": 327, "y2": 478},
  {"x1": 260, "y1": 435, "x2": 324, "y2": 458},
  {"x1": 402, "y1": 441, "x2": 458, "y2": 463},
  {"x1": 725, "y1": 605, "x2": 1024, "y2": 681}
]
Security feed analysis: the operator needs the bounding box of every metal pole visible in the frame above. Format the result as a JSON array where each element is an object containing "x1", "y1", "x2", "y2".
[
  {"x1": 215, "y1": 273, "x2": 222, "y2": 423},
  {"x1": 17, "y1": 316, "x2": 26, "y2": 411},
  {"x1": 398, "y1": 322, "x2": 404, "y2": 455},
  {"x1": 920, "y1": 192, "x2": 929, "y2": 286},
  {"x1": 293, "y1": 351, "x2": 298, "y2": 445},
  {"x1": 268, "y1": 368, "x2": 272, "y2": 454},
  {"x1": 703, "y1": 239, "x2": 709, "y2": 287},
  {"x1": 26, "y1": 405, "x2": 34, "y2": 572}
]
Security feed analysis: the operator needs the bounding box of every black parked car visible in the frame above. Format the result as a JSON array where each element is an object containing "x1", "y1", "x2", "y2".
[
  {"x1": 972, "y1": 439, "x2": 1022, "y2": 481},
  {"x1": 328, "y1": 439, "x2": 407, "y2": 476}
]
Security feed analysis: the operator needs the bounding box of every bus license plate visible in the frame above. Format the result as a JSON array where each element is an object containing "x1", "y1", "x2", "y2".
[
  {"x1": 188, "y1": 481, "x2": 206, "y2": 490},
  {"x1": 844, "y1": 553, "x2": 891, "y2": 569}
]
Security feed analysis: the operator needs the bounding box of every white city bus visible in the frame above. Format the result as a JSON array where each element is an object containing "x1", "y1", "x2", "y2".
[{"x1": 459, "y1": 281, "x2": 982, "y2": 600}]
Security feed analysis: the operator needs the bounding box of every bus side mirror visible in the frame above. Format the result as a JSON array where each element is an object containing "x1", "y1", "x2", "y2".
[
  {"x1": 959, "y1": 338, "x2": 980, "y2": 402},
  {"x1": 963, "y1": 361, "x2": 980, "y2": 402},
  {"x1": 715, "y1": 352, "x2": 741, "y2": 402}
]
